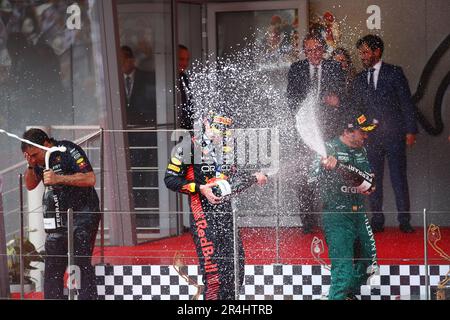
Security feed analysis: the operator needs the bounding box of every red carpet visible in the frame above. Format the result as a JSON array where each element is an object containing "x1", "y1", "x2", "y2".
[{"x1": 92, "y1": 227, "x2": 450, "y2": 266}]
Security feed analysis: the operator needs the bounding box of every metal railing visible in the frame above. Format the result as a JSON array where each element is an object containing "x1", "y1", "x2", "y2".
[{"x1": 2, "y1": 127, "x2": 450, "y2": 300}]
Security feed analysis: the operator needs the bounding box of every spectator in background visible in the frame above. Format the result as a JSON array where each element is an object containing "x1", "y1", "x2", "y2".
[
  {"x1": 20, "y1": 5, "x2": 40, "y2": 45},
  {"x1": 119, "y1": 45, "x2": 156, "y2": 128},
  {"x1": 1, "y1": 0, "x2": 19, "y2": 69},
  {"x1": 288, "y1": 33, "x2": 346, "y2": 140},
  {"x1": 286, "y1": 32, "x2": 346, "y2": 234},
  {"x1": 119, "y1": 45, "x2": 156, "y2": 214},
  {"x1": 332, "y1": 47, "x2": 356, "y2": 93},
  {"x1": 6, "y1": 32, "x2": 67, "y2": 132},
  {"x1": 178, "y1": 44, "x2": 194, "y2": 130},
  {"x1": 352, "y1": 34, "x2": 418, "y2": 233}
]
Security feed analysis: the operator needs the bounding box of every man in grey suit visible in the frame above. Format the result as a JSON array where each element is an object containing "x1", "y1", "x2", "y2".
[{"x1": 352, "y1": 35, "x2": 418, "y2": 233}]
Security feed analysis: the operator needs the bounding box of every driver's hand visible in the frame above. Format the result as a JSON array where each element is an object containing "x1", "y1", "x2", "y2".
[
  {"x1": 199, "y1": 182, "x2": 222, "y2": 205},
  {"x1": 321, "y1": 156, "x2": 337, "y2": 170},
  {"x1": 43, "y1": 169, "x2": 59, "y2": 186},
  {"x1": 254, "y1": 172, "x2": 268, "y2": 186}
]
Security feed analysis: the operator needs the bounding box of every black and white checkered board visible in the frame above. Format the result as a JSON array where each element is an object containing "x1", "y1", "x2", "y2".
[{"x1": 95, "y1": 265, "x2": 449, "y2": 300}]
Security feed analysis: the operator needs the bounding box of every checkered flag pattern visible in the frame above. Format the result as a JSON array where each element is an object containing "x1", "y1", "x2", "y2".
[{"x1": 95, "y1": 265, "x2": 449, "y2": 300}]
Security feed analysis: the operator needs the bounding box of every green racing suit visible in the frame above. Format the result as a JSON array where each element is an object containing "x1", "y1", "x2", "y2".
[{"x1": 310, "y1": 137, "x2": 378, "y2": 300}]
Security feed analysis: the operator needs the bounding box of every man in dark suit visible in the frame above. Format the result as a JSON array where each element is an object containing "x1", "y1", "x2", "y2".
[
  {"x1": 287, "y1": 33, "x2": 345, "y2": 233},
  {"x1": 119, "y1": 46, "x2": 157, "y2": 215},
  {"x1": 287, "y1": 33, "x2": 346, "y2": 141},
  {"x1": 352, "y1": 35, "x2": 418, "y2": 233},
  {"x1": 120, "y1": 45, "x2": 156, "y2": 128},
  {"x1": 178, "y1": 45, "x2": 194, "y2": 130}
]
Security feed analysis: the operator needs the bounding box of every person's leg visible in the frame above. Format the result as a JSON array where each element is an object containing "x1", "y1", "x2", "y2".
[
  {"x1": 44, "y1": 233, "x2": 68, "y2": 300},
  {"x1": 323, "y1": 212, "x2": 356, "y2": 300},
  {"x1": 190, "y1": 195, "x2": 232, "y2": 300},
  {"x1": 367, "y1": 137, "x2": 386, "y2": 229},
  {"x1": 351, "y1": 213, "x2": 377, "y2": 294},
  {"x1": 385, "y1": 138, "x2": 411, "y2": 226},
  {"x1": 299, "y1": 182, "x2": 316, "y2": 233},
  {"x1": 295, "y1": 144, "x2": 318, "y2": 234},
  {"x1": 215, "y1": 221, "x2": 245, "y2": 300},
  {"x1": 73, "y1": 210, "x2": 101, "y2": 300}
]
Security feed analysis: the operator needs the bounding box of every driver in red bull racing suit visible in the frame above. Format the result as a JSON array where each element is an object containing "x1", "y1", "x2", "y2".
[{"x1": 164, "y1": 112, "x2": 267, "y2": 300}]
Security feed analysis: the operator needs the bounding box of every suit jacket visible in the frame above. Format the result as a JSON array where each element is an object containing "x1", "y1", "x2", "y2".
[
  {"x1": 352, "y1": 62, "x2": 418, "y2": 139},
  {"x1": 287, "y1": 59, "x2": 346, "y2": 141},
  {"x1": 178, "y1": 72, "x2": 195, "y2": 130},
  {"x1": 287, "y1": 59, "x2": 346, "y2": 113},
  {"x1": 126, "y1": 68, "x2": 156, "y2": 127}
]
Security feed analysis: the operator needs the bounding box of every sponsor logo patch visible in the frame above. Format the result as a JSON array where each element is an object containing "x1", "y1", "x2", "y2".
[
  {"x1": 168, "y1": 164, "x2": 181, "y2": 172},
  {"x1": 182, "y1": 183, "x2": 196, "y2": 193},
  {"x1": 357, "y1": 115, "x2": 367, "y2": 125},
  {"x1": 213, "y1": 116, "x2": 232, "y2": 126},
  {"x1": 78, "y1": 162, "x2": 88, "y2": 169}
]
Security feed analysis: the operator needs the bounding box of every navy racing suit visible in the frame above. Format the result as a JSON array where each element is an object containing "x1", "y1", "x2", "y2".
[
  {"x1": 164, "y1": 136, "x2": 257, "y2": 300},
  {"x1": 34, "y1": 140, "x2": 100, "y2": 300}
]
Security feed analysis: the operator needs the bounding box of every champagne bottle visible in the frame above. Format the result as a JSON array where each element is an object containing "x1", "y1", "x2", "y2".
[
  {"x1": 42, "y1": 182, "x2": 66, "y2": 233},
  {"x1": 42, "y1": 146, "x2": 68, "y2": 233},
  {"x1": 335, "y1": 162, "x2": 374, "y2": 193},
  {"x1": 211, "y1": 174, "x2": 259, "y2": 198}
]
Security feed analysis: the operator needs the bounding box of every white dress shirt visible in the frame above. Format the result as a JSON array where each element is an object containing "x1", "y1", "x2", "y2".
[
  {"x1": 367, "y1": 60, "x2": 382, "y2": 90},
  {"x1": 124, "y1": 70, "x2": 136, "y2": 99}
]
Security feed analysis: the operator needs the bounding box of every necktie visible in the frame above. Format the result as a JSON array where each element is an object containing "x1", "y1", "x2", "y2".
[
  {"x1": 368, "y1": 68, "x2": 375, "y2": 90},
  {"x1": 126, "y1": 76, "x2": 132, "y2": 99},
  {"x1": 311, "y1": 66, "x2": 319, "y2": 94},
  {"x1": 179, "y1": 73, "x2": 188, "y2": 106}
]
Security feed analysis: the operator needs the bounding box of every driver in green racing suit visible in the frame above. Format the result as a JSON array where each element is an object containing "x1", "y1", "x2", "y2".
[{"x1": 310, "y1": 112, "x2": 379, "y2": 300}]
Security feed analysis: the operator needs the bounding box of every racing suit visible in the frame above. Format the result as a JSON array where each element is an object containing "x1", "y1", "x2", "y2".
[
  {"x1": 34, "y1": 140, "x2": 100, "y2": 300},
  {"x1": 311, "y1": 137, "x2": 377, "y2": 300},
  {"x1": 164, "y1": 137, "x2": 257, "y2": 300}
]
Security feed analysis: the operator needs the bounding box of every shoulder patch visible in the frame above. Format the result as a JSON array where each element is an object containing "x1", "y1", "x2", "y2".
[
  {"x1": 168, "y1": 164, "x2": 181, "y2": 173},
  {"x1": 171, "y1": 157, "x2": 182, "y2": 166}
]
